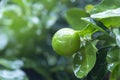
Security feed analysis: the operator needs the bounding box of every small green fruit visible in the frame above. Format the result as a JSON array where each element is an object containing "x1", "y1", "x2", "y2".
[{"x1": 52, "y1": 28, "x2": 80, "y2": 56}]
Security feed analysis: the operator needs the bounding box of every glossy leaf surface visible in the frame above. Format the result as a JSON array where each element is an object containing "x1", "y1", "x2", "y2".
[
  {"x1": 107, "y1": 46, "x2": 120, "y2": 71},
  {"x1": 90, "y1": 0, "x2": 120, "y2": 27},
  {"x1": 92, "y1": 31, "x2": 116, "y2": 47},
  {"x1": 107, "y1": 46, "x2": 120, "y2": 63},
  {"x1": 87, "y1": 47, "x2": 110, "y2": 80},
  {"x1": 91, "y1": 8, "x2": 120, "y2": 27},
  {"x1": 73, "y1": 41, "x2": 97, "y2": 78},
  {"x1": 78, "y1": 24, "x2": 96, "y2": 37},
  {"x1": 110, "y1": 64, "x2": 120, "y2": 80},
  {"x1": 113, "y1": 28, "x2": 120, "y2": 47},
  {"x1": 81, "y1": 17, "x2": 110, "y2": 34}
]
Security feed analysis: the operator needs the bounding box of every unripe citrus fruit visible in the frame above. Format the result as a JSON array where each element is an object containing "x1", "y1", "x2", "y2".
[{"x1": 52, "y1": 28, "x2": 80, "y2": 56}]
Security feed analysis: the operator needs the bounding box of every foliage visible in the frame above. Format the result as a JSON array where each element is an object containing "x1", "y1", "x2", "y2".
[
  {"x1": 56, "y1": 0, "x2": 120, "y2": 80},
  {"x1": 0, "y1": 0, "x2": 119, "y2": 80}
]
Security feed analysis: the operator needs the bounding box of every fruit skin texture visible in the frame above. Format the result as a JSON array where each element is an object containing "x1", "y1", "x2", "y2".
[{"x1": 52, "y1": 28, "x2": 80, "y2": 56}]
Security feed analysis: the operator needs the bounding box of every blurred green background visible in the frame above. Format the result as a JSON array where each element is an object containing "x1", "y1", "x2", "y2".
[{"x1": 0, "y1": 0, "x2": 101, "y2": 80}]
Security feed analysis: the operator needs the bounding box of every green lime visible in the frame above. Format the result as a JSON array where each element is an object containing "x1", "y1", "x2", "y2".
[{"x1": 52, "y1": 28, "x2": 80, "y2": 56}]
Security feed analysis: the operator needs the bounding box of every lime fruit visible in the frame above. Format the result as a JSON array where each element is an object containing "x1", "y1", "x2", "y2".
[{"x1": 52, "y1": 28, "x2": 80, "y2": 56}]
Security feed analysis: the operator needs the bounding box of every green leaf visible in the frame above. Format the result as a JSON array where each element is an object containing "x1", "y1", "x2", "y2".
[
  {"x1": 65, "y1": 8, "x2": 88, "y2": 30},
  {"x1": 91, "y1": 8, "x2": 120, "y2": 27},
  {"x1": 0, "y1": 69, "x2": 28, "y2": 80},
  {"x1": 81, "y1": 17, "x2": 110, "y2": 34},
  {"x1": 91, "y1": 0, "x2": 120, "y2": 14},
  {"x1": 107, "y1": 46, "x2": 120, "y2": 63},
  {"x1": 106, "y1": 46, "x2": 120, "y2": 71},
  {"x1": 113, "y1": 28, "x2": 120, "y2": 47},
  {"x1": 107, "y1": 62, "x2": 119, "y2": 72},
  {"x1": 87, "y1": 47, "x2": 110, "y2": 80},
  {"x1": 110, "y1": 64, "x2": 120, "y2": 80},
  {"x1": 90, "y1": 0, "x2": 120, "y2": 27},
  {"x1": 0, "y1": 59, "x2": 24, "y2": 69},
  {"x1": 92, "y1": 31, "x2": 116, "y2": 47},
  {"x1": 73, "y1": 41, "x2": 97, "y2": 78},
  {"x1": 78, "y1": 24, "x2": 97, "y2": 37}
]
